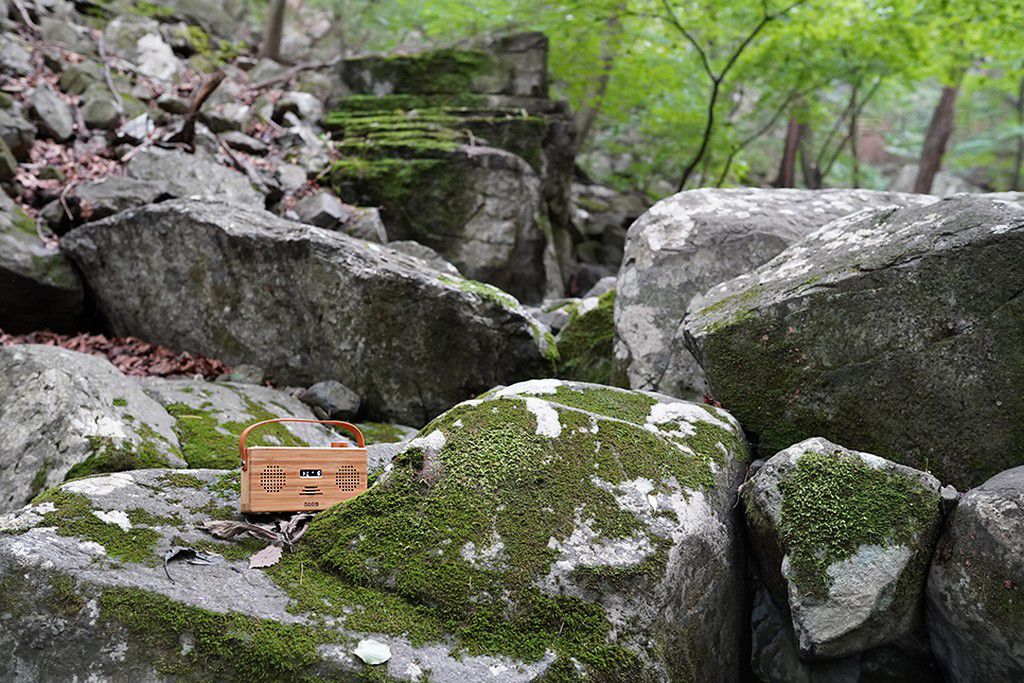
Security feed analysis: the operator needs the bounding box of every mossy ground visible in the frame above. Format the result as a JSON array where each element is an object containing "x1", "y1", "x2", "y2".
[
  {"x1": 356, "y1": 422, "x2": 409, "y2": 444},
  {"x1": 770, "y1": 449, "x2": 940, "y2": 600},
  {"x1": 555, "y1": 291, "x2": 615, "y2": 384}
]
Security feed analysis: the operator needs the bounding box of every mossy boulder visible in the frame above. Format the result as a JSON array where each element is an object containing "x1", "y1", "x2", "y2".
[
  {"x1": 61, "y1": 198, "x2": 554, "y2": 424},
  {"x1": 927, "y1": 465, "x2": 1024, "y2": 681},
  {"x1": 0, "y1": 191, "x2": 84, "y2": 332},
  {"x1": 686, "y1": 196, "x2": 1024, "y2": 488},
  {"x1": 330, "y1": 145, "x2": 551, "y2": 302},
  {"x1": 615, "y1": 188, "x2": 936, "y2": 397},
  {"x1": 743, "y1": 437, "x2": 943, "y2": 659},
  {"x1": 0, "y1": 345, "x2": 185, "y2": 512},
  {"x1": 555, "y1": 289, "x2": 615, "y2": 384},
  {"x1": 296, "y1": 379, "x2": 751, "y2": 680},
  {"x1": 140, "y1": 378, "x2": 345, "y2": 469}
]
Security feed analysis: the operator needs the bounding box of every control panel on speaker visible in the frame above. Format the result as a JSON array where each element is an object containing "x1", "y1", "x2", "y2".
[{"x1": 239, "y1": 419, "x2": 368, "y2": 513}]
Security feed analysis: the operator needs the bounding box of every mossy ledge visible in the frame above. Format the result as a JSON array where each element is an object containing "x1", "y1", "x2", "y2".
[{"x1": 555, "y1": 290, "x2": 616, "y2": 384}]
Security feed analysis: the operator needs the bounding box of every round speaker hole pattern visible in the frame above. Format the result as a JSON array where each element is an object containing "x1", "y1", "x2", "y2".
[
  {"x1": 335, "y1": 465, "x2": 361, "y2": 492},
  {"x1": 259, "y1": 465, "x2": 286, "y2": 493}
]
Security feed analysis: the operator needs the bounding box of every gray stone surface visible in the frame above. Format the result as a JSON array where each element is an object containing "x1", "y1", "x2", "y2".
[
  {"x1": 0, "y1": 345, "x2": 184, "y2": 512},
  {"x1": 125, "y1": 147, "x2": 264, "y2": 207},
  {"x1": 81, "y1": 87, "x2": 120, "y2": 130},
  {"x1": 335, "y1": 145, "x2": 550, "y2": 302},
  {"x1": 340, "y1": 205, "x2": 388, "y2": 243},
  {"x1": 0, "y1": 192, "x2": 83, "y2": 332},
  {"x1": 28, "y1": 83, "x2": 74, "y2": 141},
  {"x1": 295, "y1": 191, "x2": 347, "y2": 228},
  {"x1": 298, "y1": 380, "x2": 362, "y2": 420},
  {"x1": 615, "y1": 188, "x2": 936, "y2": 397},
  {"x1": 386, "y1": 240, "x2": 460, "y2": 275},
  {"x1": 927, "y1": 465, "x2": 1024, "y2": 682},
  {"x1": 65, "y1": 176, "x2": 164, "y2": 227},
  {"x1": 0, "y1": 469, "x2": 555, "y2": 682},
  {"x1": 62, "y1": 198, "x2": 554, "y2": 424},
  {"x1": 686, "y1": 196, "x2": 1024, "y2": 488},
  {"x1": 743, "y1": 438, "x2": 942, "y2": 659},
  {"x1": 0, "y1": 108, "x2": 35, "y2": 159}
]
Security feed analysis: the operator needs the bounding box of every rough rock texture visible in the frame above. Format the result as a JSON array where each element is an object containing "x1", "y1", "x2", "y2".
[
  {"x1": 327, "y1": 32, "x2": 576, "y2": 301},
  {"x1": 140, "y1": 377, "x2": 344, "y2": 469},
  {"x1": 743, "y1": 438, "x2": 942, "y2": 659},
  {"x1": 555, "y1": 289, "x2": 615, "y2": 384},
  {"x1": 927, "y1": 465, "x2": 1024, "y2": 681},
  {"x1": 298, "y1": 380, "x2": 362, "y2": 420},
  {"x1": 686, "y1": 196, "x2": 1024, "y2": 488},
  {"x1": 616, "y1": 188, "x2": 936, "y2": 397},
  {"x1": 125, "y1": 147, "x2": 264, "y2": 207},
  {"x1": 28, "y1": 83, "x2": 73, "y2": 140},
  {"x1": 572, "y1": 180, "x2": 648, "y2": 272},
  {"x1": 294, "y1": 380, "x2": 750, "y2": 680},
  {"x1": 333, "y1": 145, "x2": 550, "y2": 302},
  {"x1": 0, "y1": 108, "x2": 35, "y2": 158},
  {"x1": 0, "y1": 468, "x2": 567, "y2": 682},
  {"x1": 386, "y1": 240, "x2": 461, "y2": 275},
  {"x1": 62, "y1": 198, "x2": 555, "y2": 424},
  {"x1": 0, "y1": 345, "x2": 184, "y2": 512},
  {"x1": 0, "y1": 191, "x2": 83, "y2": 332},
  {"x1": 750, "y1": 586, "x2": 940, "y2": 682}
]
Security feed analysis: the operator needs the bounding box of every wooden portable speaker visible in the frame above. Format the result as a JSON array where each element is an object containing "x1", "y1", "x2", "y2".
[{"x1": 239, "y1": 418, "x2": 368, "y2": 514}]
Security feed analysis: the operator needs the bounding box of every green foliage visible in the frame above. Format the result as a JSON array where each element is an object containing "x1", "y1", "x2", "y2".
[{"x1": 773, "y1": 450, "x2": 940, "y2": 600}]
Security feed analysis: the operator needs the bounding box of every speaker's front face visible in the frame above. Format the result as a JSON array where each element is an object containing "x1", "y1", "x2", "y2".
[{"x1": 246, "y1": 448, "x2": 368, "y2": 512}]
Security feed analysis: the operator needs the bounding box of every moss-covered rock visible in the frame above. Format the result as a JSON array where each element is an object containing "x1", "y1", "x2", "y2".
[
  {"x1": 0, "y1": 345, "x2": 185, "y2": 512},
  {"x1": 743, "y1": 437, "x2": 943, "y2": 659},
  {"x1": 297, "y1": 379, "x2": 751, "y2": 680},
  {"x1": 0, "y1": 190, "x2": 84, "y2": 332},
  {"x1": 927, "y1": 465, "x2": 1024, "y2": 681},
  {"x1": 686, "y1": 196, "x2": 1024, "y2": 488},
  {"x1": 555, "y1": 290, "x2": 615, "y2": 384},
  {"x1": 140, "y1": 378, "x2": 345, "y2": 469},
  {"x1": 62, "y1": 198, "x2": 553, "y2": 425}
]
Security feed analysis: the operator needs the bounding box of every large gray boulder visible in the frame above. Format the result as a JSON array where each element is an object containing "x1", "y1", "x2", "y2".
[
  {"x1": 333, "y1": 145, "x2": 550, "y2": 302},
  {"x1": 0, "y1": 469, "x2": 543, "y2": 681},
  {"x1": 686, "y1": 196, "x2": 1024, "y2": 488},
  {"x1": 0, "y1": 192, "x2": 84, "y2": 332},
  {"x1": 743, "y1": 438, "x2": 943, "y2": 659},
  {"x1": 615, "y1": 188, "x2": 935, "y2": 397},
  {"x1": 0, "y1": 379, "x2": 749, "y2": 681},
  {"x1": 0, "y1": 345, "x2": 184, "y2": 512},
  {"x1": 61, "y1": 199, "x2": 555, "y2": 424},
  {"x1": 927, "y1": 466, "x2": 1024, "y2": 681},
  {"x1": 125, "y1": 147, "x2": 264, "y2": 207},
  {"x1": 307, "y1": 380, "x2": 751, "y2": 680}
]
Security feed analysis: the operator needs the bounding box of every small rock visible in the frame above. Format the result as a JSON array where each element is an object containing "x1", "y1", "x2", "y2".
[
  {"x1": 0, "y1": 36, "x2": 32, "y2": 76},
  {"x1": 220, "y1": 130, "x2": 268, "y2": 155},
  {"x1": 298, "y1": 380, "x2": 361, "y2": 420},
  {"x1": 59, "y1": 60, "x2": 105, "y2": 95},
  {"x1": 65, "y1": 177, "x2": 163, "y2": 229},
  {"x1": 201, "y1": 102, "x2": 248, "y2": 133},
  {"x1": 0, "y1": 109, "x2": 36, "y2": 159},
  {"x1": 214, "y1": 364, "x2": 265, "y2": 385},
  {"x1": 135, "y1": 33, "x2": 181, "y2": 83},
  {"x1": 156, "y1": 92, "x2": 189, "y2": 115},
  {"x1": 386, "y1": 240, "x2": 460, "y2": 275},
  {"x1": 293, "y1": 191, "x2": 346, "y2": 228},
  {"x1": 116, "y1": 113, "x2": 154, "y2": 144},
  {"x1": 341, "y1": 206, "x2": 387, "y2": 243},
  {"x1": 125, "y1": 147, "x2": 264, "y2": 207},
  {"x1": 581, "y1": 275, "x2": 616, "y2": 299},
  {"x1": 940, "y1": 484, "x2": 960, "y2": 514},
  {"x1": 81, "y1": 89, "x2": 121, "y2": 131},
  {"x1": 39, "y1": 16, "x2": 94, "y2": 53},
  {"x1": 273, "y1": 91, "x2": 323, "y2": 124},
  {"x1": 0, "y1": 139, "x2": 16, "y2": 182},
  {"x1": 28, "y1": 84, "x2": 74, "y2": 141},
  {"x1": 275, "y1": 163, "x2": 307, "y2": 193}
]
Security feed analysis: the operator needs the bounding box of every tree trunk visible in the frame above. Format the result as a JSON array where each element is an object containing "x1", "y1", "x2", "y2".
[
  {"x1": 1012, "y1": 76, "x2": 1024, "y2": 191},
  {"x1": 574, "y1": 11, "x2": 623, "y2": 155},
  {"x1": 258, "y1": 0, "x2": 288, "y2": 62},
  {"x1": 774, "y1": 115, "x2": 800, "y2": 187},
  {"x1": 849, "y1": 84, "x2": 860, "y2": 188},
  {"x1": 914, "y1": 84, "x2": 961, "y2": 194},
  {"x1": 798, "y1": 122, "x2": 822, "y2": 189}
]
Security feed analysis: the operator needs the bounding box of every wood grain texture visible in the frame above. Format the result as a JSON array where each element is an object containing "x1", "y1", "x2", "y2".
[{"x1": 241, "y1": 447, "x2": 367, "y2": 513}]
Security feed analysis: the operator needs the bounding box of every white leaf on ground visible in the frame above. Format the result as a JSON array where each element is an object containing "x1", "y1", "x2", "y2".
[
  {"x1": 248, "y1": 544, "x2": 283, "y2": 569},
  {"x1": 353, "y1": 638, "x2": 391, "y2": 665}
]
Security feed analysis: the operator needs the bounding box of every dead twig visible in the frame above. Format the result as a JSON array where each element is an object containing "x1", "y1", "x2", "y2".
[
  {"x1": 96, "y1": 32, "x2": 125, "y2": 116},
  {"x1": 249, "y1": 56, "x2": 341, "y2": 90},
  {"x1": 181, "y1": 70, "x2": 226, "y2": 152},
  {"x1": 11, "y1": 0, "x2": 39, "y2": 31},
  {"x1": 217, "y1": 136, "x2": 268, "y2": 192}
]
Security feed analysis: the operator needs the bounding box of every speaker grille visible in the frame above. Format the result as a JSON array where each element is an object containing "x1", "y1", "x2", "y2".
[
  {"x1": 259, "y1": 465, "x2": 286, "y2": 493},
  {"x1": 335, "y1": 465, "x2": 361, "y2": 492}
]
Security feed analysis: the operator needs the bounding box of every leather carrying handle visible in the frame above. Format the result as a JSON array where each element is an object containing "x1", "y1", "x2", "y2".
[{"x1": 238, "y1": 418, "x2": 365, "y2": 470}]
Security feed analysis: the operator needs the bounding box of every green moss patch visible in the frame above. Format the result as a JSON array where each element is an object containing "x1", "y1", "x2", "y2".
[
  {"x1": 32, "y1": 489, "x2": 159, "y2": 565},
  {"x1": 165, "y1": 395, "x2": 309, "y2": 469},
  {"x1": 65, "y1": 433, "x2": 177, "y2": 481},
  {"x1": 773, "y1": 450, "x2": 940, "y2": 600},
  {"x1": 99, "y1": 587, "x2": 337, "y2": 681},
  {"x1": 342, "y1": 48, "x2": 497, "y2": 96},
  {"x1": 556, "y1": 291, "x2": 616, "y2": 384},
  {"x1": 356, "y1": 422, "x2": 409, "y2": 445},
  {"x1": 271, "y1": 390, "x2": 742, "y2": 677}
]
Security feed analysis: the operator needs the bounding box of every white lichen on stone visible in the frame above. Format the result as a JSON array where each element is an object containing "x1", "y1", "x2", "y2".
[
  {"x1": 524, "y1": 397, "x2": 561, "y2": 438},
  {"x1": 62, "y1": 472, "x2": 134, "y2": 496},
  {"x1": 93, "y1": 509, "x2": 133, "y2": 532}
]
